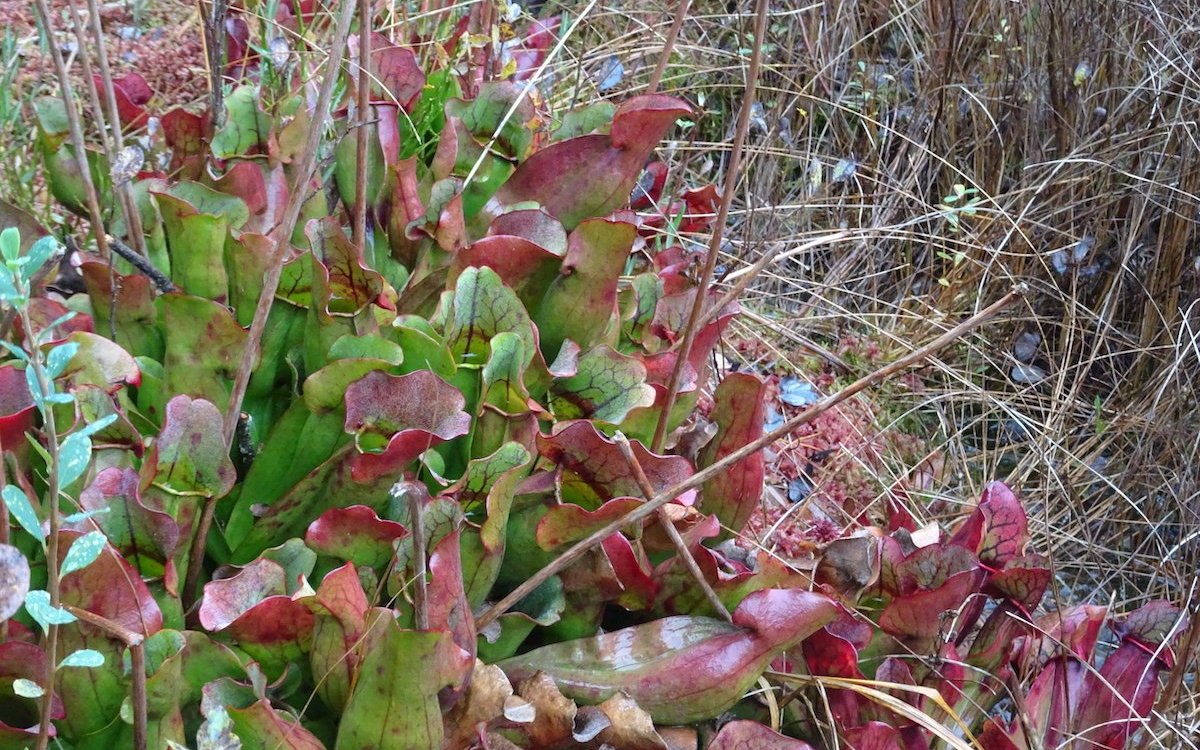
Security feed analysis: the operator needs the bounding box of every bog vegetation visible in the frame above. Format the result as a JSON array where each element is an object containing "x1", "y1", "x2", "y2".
[{"x1": 0, "y1": 0, "x2": 1193, "y2": 749}]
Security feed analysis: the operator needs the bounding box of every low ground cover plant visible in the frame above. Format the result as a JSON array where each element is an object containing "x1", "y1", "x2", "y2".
[{"x1": 0, "y1": 2, "x2": 1188, "y2": 749}]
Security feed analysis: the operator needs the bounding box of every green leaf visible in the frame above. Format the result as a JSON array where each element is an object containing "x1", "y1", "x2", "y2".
[
  {"x1": 499, "y1": 589, "x2": 839, "y2": 724},
  {"x1": 45, "y1": 341, "x2": 80, "y2": 378},
  {"x1": 12, "y1": 677, "x2": 43, "y2": 698},
  {"x1": 60, "y1": 648, "x2": 106, "y2": 668},
  {"x1": 535, "y1": 218, "x2": 637, "y2": 357},
  {"x1": 480, "y1": 332, "x2": 530, "y2": 412},
  {"x1": 157, "y1": 294, "x2": 247, "y2": 413},
  {"x1": 25, "y1": 589, "x2": 77, "y2": 632},
  {"x1": 549, "y1": 345, "x2": 655, "y2": 424},
  {"x1": 144, "y1": 396, "x2": 237, "y2": 498},
  {"x1": 0, "y1": 226, "x2": 18, "y2": 261},
  {"x1": 153, "y1": 191, "x2": 229, "y2": 301},
  {"x1": 445, "y1": 266, "x2": 535, "y2": 368},
  {"x1": 61, "y1": 507, "x2": 111, "y2": 524},
  {"x1": 334, "y1": 618, "x2": 469, "y2": 749},
  {"x1": 57, "y1": 431, "x2": 93, "y2": 488},
  {"x1": 0, "y1": 266, "x2": 20, "y2": 301},
  {"x1": 24, "y1": 236, "x2": 59, "y2": 280},
  {"x1": 0, "y1": 543, "x2": 31, "y2": 621},
  {"x1": 74, "y1": 413, "x2": 119, "y2": 440},
  {"x1": 2, "y1": 485, "x2": 44, "y2": 543},
  {"x1": 60, "y1": 530, "x2": 107, "y2": 578},
  {"x1": 0, "y1": 339, "x2": 28, "y2": 360},
  {"x1": 211, "y1": 85, "x2": 272, "y2": 159},
  {"x1": 553, "y1": 102, "x2": 616, "y2": 141},
  {"x1": 163, "y1": 180, "x2": 250, "y2": 229}
]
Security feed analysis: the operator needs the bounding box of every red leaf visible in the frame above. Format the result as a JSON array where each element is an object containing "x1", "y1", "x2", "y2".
[
  {"x1": 1114, "y1": 599, "x2": 1187, "y2": 651},
  {"x1": 878, "y1": 568, "x2": 985, "y2": 644},
  {"x1": 343, "y1": 370, "x2": 472, "y2": 482},
  {"x1": 1028, "y1": 604, "x2": 1108, "y2": 662},
  {"x1": 211, "y1": 161, "x2": 269, "y2": 217},
  {"x1": 199, "y1": 558, "x2": 290, "y2": 632},
  {"x1": 0, "y1": 641, "x2": 65, "y2": 720},
  {"x1": 161, "y1": 108, "x2": 207, "y2": 171},
  {"x1": 224, "y1": 14, "x2": 254, "y2": 78},
  {"x1": 678, "y1": 184, "x2": 720, "y2": 234},
  {"x1": 1073, "y1": 638, "x2": 1166, "y2": 749},
  {"x1": 307, "y1": 563, "x2": 370, "y2": 711},
  {"x1": 307, "y1": 217, "x2": 387, "y2": 316},
  {"x1": 511, "y1": 17, "x2": 561, "y2": 80},
  {"x1": 67, "y1": 467, "x2": 180, "y2": 564},
  {"x1": 986, "y1": 557, "x2": 1050, "y2": 608},
  {"x1": 707, "y1": 720, "x2": 815, "y2": 750},
  {"x1": 57, "y1": 529, "x2": 162, "y2": 637},
  {"x1": 600, "y1": 532, "x2": 658, "y2": 610},
  {"x1": 536, "y1": 498, "x2": 644, "y2": 550},
  {"x1": 449, "y1": 235, "x2": 561, "y2": 298},
  {"x1": 305, "y1": 505, "x2": 409, "y2": 568},
  {"x1": 94, "y1": 73, "x2": 151, "y2": 129},
  {"x1": 842, "y1": 721, "x2": 905, "y2": 750},
  {"x1": 803, "y1": 626, "x2": 863, "y2": 678},
  {"x1": 365, "y1": 34, "x2": 425, "y2": 109},
  {"x1": 495, "y1": 95, "x2": 692, "y2": 229},
  {"x1": 697, "y1": 373, "x2": 767, "y2": 534},
  {"x1": 487, "y1": 208, "x2": 568, "y2": 254},
  {"x1": 538, "y1": 421, "x2": 692, "y2": 501},
  {"x1": 428, "y1": 530, "x2": 476, "y2": 662},
  {"x1": 950, "y1": 481, "x2": 1028, "y2": 567},
  {"x1": 0, "y1": 365, "x2": 35, "y2": 452},
  {"x1": 500, "y1": 588, "x2": 837, "y2": 724}
]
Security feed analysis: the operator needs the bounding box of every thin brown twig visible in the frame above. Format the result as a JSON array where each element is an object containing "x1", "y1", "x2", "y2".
[
  {"x1": 221, "y1": 0, "x2": 358, "y2": 445},
  {"x1": 61, "y1": 605, "x2": 146, "y2": 750},
  {"x1": 614, "y1": 432, "x2": 731, "y2": 622},
  {"x1": 651, "y1": 0, "x2": 769, "y2": 451},
  {"x1": 188, "y1": 0, "x2": 357, "y2": 604},
  {"x1": 81, "y1": 0, "x2": 147, "y2": 257},
  {"x1": 201, "y1": 0, "x2": 230, "y2": 136},
  {"x1": 129, "y1": 641, "x2": 148, "y2": 750},
  {"x1": 646, "y1": 0, "x2": 690, "y2": 94},
  {"x1": 704, "y1": 231, "x2": 848, "y2": 327},
  {"x1": 61, "y1": 604, "x2": 144, "y2": 646},
  {"x1": 476, "y1": 287, "x2": 1024, "y2": 630},
  {"x1": 399, "y1": 482, "x2": 429, "y2": 630},
  {"x1": 31, "y1": 0, "x2": 110, "y2": 260},
  {"x1": 353, "y1": 0, "x2": 371, "y2": 251},
  {"x1": 24, "y1": 318, "x2": 64, "y2": 750}
]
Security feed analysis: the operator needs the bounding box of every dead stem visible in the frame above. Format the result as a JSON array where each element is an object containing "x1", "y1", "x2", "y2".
[
  {"x1": 652, "y1": 0, "x2": 769, "y2": 451},
  {"x1": 615, "y1": 432, "x2": 732, "y2": 622}
]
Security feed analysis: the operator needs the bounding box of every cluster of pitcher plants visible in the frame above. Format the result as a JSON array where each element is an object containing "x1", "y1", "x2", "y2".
[{"x1": 0, "y1": 2, "x2": 1185, "y2": 748}]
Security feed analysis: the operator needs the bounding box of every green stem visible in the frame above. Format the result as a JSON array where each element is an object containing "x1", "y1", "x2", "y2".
[{"x1": 22, "y1": 309, "x2": 62, "y2": 750}]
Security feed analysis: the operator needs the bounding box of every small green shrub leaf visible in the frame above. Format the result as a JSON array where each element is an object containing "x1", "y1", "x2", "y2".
[
  {"x1": 12, "y1": 678, "x2": 43, "y2": 698},
  {"x1": 2, "y1": 486, "x2": 44, "y2": 543},
  {"x1": 60, "y1": 648, "x2": 106, "y2": 668},
  {"x1": 24, "y1": 236, "x2": 59, "y2": 279},
  {"x1": 25, "y1": 589, "x2": 77, "y2": 632},
  {"x1": 45, "y1": 341, "x2": 80, "y2": 378},
  {"x1": 0, "y1": 227, "x2": 18, "y2": 260},
  {"x1": 60, "y1": 530, "x2": 107, "y2": 578},
  {"x1": 57, "y1": 432, "x2": 93, "y2": 488}
]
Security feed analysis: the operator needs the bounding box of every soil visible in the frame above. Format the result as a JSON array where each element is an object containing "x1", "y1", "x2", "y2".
[{"x1": 5, "y1": 0, "x2": 207, "y2": 113}]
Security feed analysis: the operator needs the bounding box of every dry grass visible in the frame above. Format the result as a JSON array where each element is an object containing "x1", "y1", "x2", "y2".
[
  {"x1": 537, "y1": 0, "x2": 1199, "y2": 743},
  {"x1": 5, "y1": 0, "x2": 1196, "y2": 742}
]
